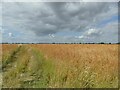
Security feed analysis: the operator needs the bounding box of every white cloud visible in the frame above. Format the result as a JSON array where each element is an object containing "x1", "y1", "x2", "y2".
[
  {"x1": 86, "y1": 28, "x2": 103, "y2": 36},
  {"x1": 49, "y1": 34, "x2": 55, "y2": 38},
  {"x1": 87, "y1": 29, "x2": 96, "y2": 35},
  {"x1": 8, "y1": 32, "x2": 12, "y2": 37},
  {"x1": 75, "y1": 35, "x2": 84, "y2": 39}
]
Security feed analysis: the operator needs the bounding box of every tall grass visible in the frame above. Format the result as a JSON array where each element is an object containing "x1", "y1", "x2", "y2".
[
  {"x1": 31, "y1": 44, "x2": 118, "y2": 88},
  {"x1": 2, "y1": 44, "x2": 118, "y2": 88}
]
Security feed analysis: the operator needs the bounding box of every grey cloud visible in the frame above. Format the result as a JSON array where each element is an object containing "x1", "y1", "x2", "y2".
[{"x1": 2, "y1": 2, "x2": 118, "y2": 43}]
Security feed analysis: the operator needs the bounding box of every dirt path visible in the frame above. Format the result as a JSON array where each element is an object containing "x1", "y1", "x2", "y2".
[
  {"x1": 2, "y1": 46, "x2": 22, "y2": 72},
  {"x1": 2, "y1": 45, "x2": 31, "y2": 88}
]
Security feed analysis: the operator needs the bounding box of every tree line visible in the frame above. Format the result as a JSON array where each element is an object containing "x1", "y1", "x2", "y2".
[{"x1": 1, "y1": 42, "x2": 120, "y2": 44}]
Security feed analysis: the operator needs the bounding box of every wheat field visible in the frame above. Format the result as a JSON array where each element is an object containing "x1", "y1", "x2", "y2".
[{"x1": 1, "y1": 44, "x2": 118, "y2": 88}]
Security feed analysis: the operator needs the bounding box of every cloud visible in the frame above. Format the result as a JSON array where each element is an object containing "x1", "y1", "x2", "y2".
[
  {"x1": 98, "y1": 21, "x2": 118, "y2": 43},
  {"x1": 49, "y1": 34, "x2": 55, "y2": 38},
  {"x1": 75, "y1": 35, "x2": 84, "y2": 39},
  {"x1": 85, "y1": 28, "x2": 103, "y2": 37},
  {"x1": 2, "y1": 2, "x2": 118, "y2": 43},
  {"x1": 8, "y1": 32, "x2": 12, "y2": 37},
  {"x1": 75, "y1": 28, "x2": 103, "y2": 42}
]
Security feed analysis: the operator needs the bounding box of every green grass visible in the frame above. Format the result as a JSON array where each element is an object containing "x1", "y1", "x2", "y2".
[
  {"x1": 2, "y1": 45, "x2": 56, "y2": 88},
  {"x1": 29, "y1": 48, "x2": 55, "y2": 88}
]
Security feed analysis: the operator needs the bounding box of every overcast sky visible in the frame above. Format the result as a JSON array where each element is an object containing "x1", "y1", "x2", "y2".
[{"x1": 1, "y1": 2, "x2": 118, "y2": 43}]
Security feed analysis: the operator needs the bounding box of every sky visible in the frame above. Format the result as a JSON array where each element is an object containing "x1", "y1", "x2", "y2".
[{"x1": 1, "y1": 2, "x2": 118, "y2": 43}]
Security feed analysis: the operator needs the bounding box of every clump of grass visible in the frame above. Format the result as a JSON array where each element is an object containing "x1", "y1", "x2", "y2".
[{"x1": 29, "y1": 48, "x2": 56, "y2": 88}]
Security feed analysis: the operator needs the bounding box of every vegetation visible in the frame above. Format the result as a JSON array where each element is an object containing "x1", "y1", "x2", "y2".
[{"x1": 1, "y1": 44, "x2": 118, "y2": 88}]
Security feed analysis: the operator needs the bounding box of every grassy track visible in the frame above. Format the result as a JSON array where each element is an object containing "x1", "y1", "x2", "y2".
[
  {"x1": 2, "y1": 44, "x2": 118, "y2": 88},
  {"x1": 2, "y1": 45, "x2": 55, "y2": 88}
]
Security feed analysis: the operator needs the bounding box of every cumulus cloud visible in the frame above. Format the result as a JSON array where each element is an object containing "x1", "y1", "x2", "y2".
[
  {"x1": 75, "y1": 28, "x2": 103, "y2": 42},
  {"x1": 2, "y1": 2, "x2": 118, "y2": 43},
  {"x1": 8, "y1": 33, "x2": 12, "y2": 37},
  {"x1": 86, "y1": 28, "x2": 103, "y2": 37},
  {"x1": 49, "y1": 34, "x2": 55, "y2": 38}
]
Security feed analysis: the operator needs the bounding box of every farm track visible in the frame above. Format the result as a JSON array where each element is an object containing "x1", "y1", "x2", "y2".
[
  {"x1": 2, "y1": 45, "x2": 55, "y2": 88},
  {"x1": 2, "y1": 44, "x2": 118, "y2": 88},
  {"x1": 2, "y1": 46, "x2": 22, "y2": 72},
  {"x1": 2, "y1": 46, "x2": 40, "y2": 88}
]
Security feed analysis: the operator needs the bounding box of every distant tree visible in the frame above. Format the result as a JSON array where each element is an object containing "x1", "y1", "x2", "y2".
[
  {"x1": 52, "y1": 42, "x2": 55, "y2": 44},
  {"x1": 3, "y1": 42, "x2": 8, "y2": 44},
  {"x1": 100, "y1": 42, "x2": 104, "y2": 44}
]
